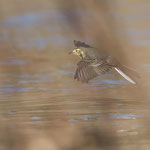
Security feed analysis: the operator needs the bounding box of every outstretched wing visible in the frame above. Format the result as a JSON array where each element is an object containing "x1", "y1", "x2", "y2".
[
  {"x1": 74, "y1": 60, "x2": 113, "y2": 83},
  {"x1": 74, "y1": 60, "x2": 97, "y2": 83},
  {"x1": 74, "y1": 40, "x2": 92, "y2": 48}
]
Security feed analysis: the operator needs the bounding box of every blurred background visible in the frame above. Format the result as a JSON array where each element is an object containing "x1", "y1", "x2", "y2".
[{"x1": 0, "y1": 0, "x2": 150, "y2": 149}]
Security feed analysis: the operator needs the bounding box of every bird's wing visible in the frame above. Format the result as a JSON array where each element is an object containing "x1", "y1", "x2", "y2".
[
  {"x1": 74, "y1": 60, "x2": 97, "y2": 83},
  {"x1": 74, "y1": 60, "x2": 113, "y2": 83},
  {"x1": 92, "y1": 60, "x2": 113, "y2": 75},
  {"x1": 74, "y1": 40, "x2": 92, "y2": 48}
]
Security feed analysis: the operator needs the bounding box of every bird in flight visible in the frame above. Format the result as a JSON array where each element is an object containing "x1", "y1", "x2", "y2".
[{"x1": 69, "y1": 40, "x2": 136, "y2": 84}]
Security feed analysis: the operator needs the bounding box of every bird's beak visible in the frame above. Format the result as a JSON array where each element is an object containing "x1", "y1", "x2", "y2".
[{"x1": 68, "y1": 50, "x2": 73, "y2": 54}]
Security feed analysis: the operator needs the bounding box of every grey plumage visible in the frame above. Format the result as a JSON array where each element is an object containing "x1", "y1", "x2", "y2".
[
  {"x1": 72, "y1": 40, "x2": 136, "y2": 84},
  {"x1": 74, "y1": 59, "x2": 113, "y2": 83}
]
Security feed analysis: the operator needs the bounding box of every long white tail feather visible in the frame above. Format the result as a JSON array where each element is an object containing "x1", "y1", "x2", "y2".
[{"x1": 114, "y1": 67, "x2": 136, "y2": 84}]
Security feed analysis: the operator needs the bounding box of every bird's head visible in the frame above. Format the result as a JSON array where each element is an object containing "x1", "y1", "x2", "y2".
[{"x1": 68, "y1": 48, "x2": 86, "y2": 59}]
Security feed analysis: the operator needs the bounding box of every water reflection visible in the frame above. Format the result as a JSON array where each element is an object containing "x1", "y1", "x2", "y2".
[
  {"x1": 0, "y1": 0, "x2": 150, "y2": 149},
  {"x1": 0, "y1": 57, "x2": 27, "y2": 65}
]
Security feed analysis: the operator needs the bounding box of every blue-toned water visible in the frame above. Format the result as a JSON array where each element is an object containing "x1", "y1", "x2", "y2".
[{"x1": 0, "y1": 0, "x2": 150, "y2": 149}]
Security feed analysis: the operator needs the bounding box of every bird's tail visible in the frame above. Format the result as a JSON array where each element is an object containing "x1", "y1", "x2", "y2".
[{"x1": 114, "y1": 67, "x2": 136, "y2": 84}]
